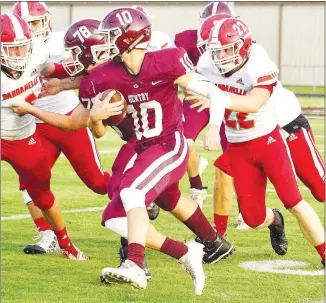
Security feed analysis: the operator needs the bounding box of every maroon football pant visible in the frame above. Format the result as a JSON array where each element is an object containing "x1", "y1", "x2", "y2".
[
  {"x1": 102, "y1": 131, "x2": 189, "y2": 223},
  {"x1": 107, "y1": 139, "x2": 137, "y2": 200},
  {"x1": 183, "y1": 100, "x2": 228, "y2": 151},
  {"x1": 19, "y1": 123, "x2": 109, "y2": 195},
  {"x1": 2, "y1": 133, "x2": 55, "y2": 210}
]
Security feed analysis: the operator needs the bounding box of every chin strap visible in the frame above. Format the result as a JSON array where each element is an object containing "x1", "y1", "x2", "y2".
[{"x1": 125, "y1": 32, "x2": 148, "y2": 54}]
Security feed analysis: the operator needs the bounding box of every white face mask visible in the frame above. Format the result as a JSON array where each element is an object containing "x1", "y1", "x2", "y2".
[
  {"x1": 208, "y1": 39, "x2": 244, "y2": 75},
  {"x1": 1, "y1": 39, "x2": 33, "y2": 72}
]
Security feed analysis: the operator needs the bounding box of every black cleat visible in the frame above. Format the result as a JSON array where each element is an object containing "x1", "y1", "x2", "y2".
[
  {"x1": 321, "y1": 260, "x2": 325, "y2": 268},
  {"x1": 195, "y1": 233, "x2": 235, "y2": 264},
  {"x1": 268, "y1": 209, "x2": 288, "y2": 256},
  {"x1": 147, "y1": 202, "x2": 160, "y2": 221},
  {"x1": 118, "y1": 238, "x2": 152, "y2": 281}
]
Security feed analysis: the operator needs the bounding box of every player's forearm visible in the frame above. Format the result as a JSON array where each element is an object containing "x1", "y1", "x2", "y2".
[
  {"x1": 87, "y1": 118, "x2": 107, "y2": 138},
  {"x1": 60, "y1": 75, "x2": 83, "y2": 91},
  {"x1": 41, "y1": 63, "x2": 71, "y2": 79},
  {"x1": 228, "y1": 89, "x2": 270, "y2": 113},
  {"x1": 28, "y1": 106, "x2": 77, "y2": 131}
]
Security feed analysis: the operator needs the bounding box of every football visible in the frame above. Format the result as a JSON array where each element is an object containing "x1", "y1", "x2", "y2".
[{"x1": 99, "y1": 89, "x2": 127, "y2": 126}]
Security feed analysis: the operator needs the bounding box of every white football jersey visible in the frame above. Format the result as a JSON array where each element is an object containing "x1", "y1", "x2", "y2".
[
  {"x1": 270, "y1": 82, "x2": 302, "y2": 127},
  {"x1": 31, "y1": 32, "x2": 79, "y2": 123},
  {"x1": 1, "y1": 64, "x2": 38, "y2": 140},
  {"x1": 198, "y1": 44, "x2": 285, "y2": 143},
  {"x1": 148, "y1": 31, "x2": 172, "y2": 52}
]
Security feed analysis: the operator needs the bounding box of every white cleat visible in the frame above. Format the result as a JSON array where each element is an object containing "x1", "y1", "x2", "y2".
[
  {"x1": 179, "y1": 241, "x2": 206, "y2": 296},
  {"x1": 24, "y1": 229, "x2": 60, "y2": 254},
  {"x1": 198, "y1": 156, "x2": 209, "y2": 177},
  {"x1": 100, "y1": 260, "x2": 147, "y2": 289},
  {"x1": 236, "y1": 213, "x2": 251, "y2": 230},
  {"x1": 190, "y1": 188, "x2": 207, "y2": 209}
]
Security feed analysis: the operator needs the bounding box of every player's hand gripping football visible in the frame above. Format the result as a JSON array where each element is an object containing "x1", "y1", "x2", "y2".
[
  {"x1": 203, "y1": 124, "x2": 220, "y2": 151},
  {"x1": 89, "y1": 91, "x2": 124, "y2": 123},
  {"x1": 186, "y1": 91, "x2": 209, "y2": 112}
]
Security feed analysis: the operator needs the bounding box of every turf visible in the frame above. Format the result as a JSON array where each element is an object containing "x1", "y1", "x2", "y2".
[{"x1": 1, "y1": 116, "x2": 324, "y2": 303}]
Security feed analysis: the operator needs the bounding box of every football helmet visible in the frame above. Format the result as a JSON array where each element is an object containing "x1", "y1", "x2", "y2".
[
  {"x1": 62, "y1": 19, "x2": 104, "y2": 76},
  {"x1": 12, "y1": 1, "x2": 51, "y2": 41},
  {"x1": 199, "y1": 2, "x2": 235, "y2": 23},
  {"x1": 93, "y1": 8, "x2": 151, "y2": 60},
  {"x1": 197, "y1": 13, "x2": 232, "y2": 55},
  {"x1": 1, "y1": 13, "x2": 33, "y2": 72},
  {"x1": 132, "y1": 5, "x2": 151, "y2": 19},
  {"x1": 207, "y1": 18, "x2": 252, "y2": 75}
]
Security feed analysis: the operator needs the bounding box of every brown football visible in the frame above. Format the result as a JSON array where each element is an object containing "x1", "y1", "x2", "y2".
[{"x1": 99, "y1": 89, "x2": 127, "y2": 126}]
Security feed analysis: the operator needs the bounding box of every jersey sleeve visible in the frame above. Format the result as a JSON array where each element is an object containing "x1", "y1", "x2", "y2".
[
  {"x1": 174, "y1": 30, "x2": 200, "y2": 66},
  {"x1": 160, "y1": 47, "x2": 194, "y2": 81},
  {"x1": 78, "y1": 76, "x2": 98, "y2": 110},
  {"x1": 250, "y1": 45, "x2": 279, "y2": 87}
]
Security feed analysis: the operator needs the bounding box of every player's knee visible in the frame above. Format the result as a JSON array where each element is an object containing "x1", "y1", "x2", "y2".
[
  {"x1": 280, "y1": 195, "x2": 302, "y2": 209},
  {"x1": 155, "y1": 196, "x2": 177, "y2": 211},
  {"x1": 312, "y1": 186, "x2": 325, "y2": 203},
  {"x1": 155, "y1": 189, "x2": 181, "y2": 211},
  {"x1": 86, "y1": 172, "x2": 110, "y2": 195},
  {"x1": 241, "y1": 209, "x2": 266, "y2": 228},
  {"x1": 104, "y1": 217, "x2": 128, "y2": 238},
  {"x1": 120, "y1": 188, "x2": 146, "y2": 212},
  {"x1": 31, "y1": 190, "x2": 55, "y2": 210},
  {"x1": 88, "y1": 181, "x2": 107, "y2": 195}
]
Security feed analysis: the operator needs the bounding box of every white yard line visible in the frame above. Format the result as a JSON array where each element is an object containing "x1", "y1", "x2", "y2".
[
  {"x1": 2, "y1": 206, "x2": 104, "y2": 221},
  {"x1": 3, "y1": 187, "x2": 311, "y2": 221}
]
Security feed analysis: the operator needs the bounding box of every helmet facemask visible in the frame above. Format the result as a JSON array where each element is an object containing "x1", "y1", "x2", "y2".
[
  {"x1": 197, "y1": 39, "x2": 207, "y2": 55},
  {"x1": 93, "y1": 27, "x2": 122, "y2": 62},
  {"x1": 62, "y1": 46, "x2": 85, "y2": 76},
  {"x1": 208, "y1": 39, "x2": 244, "y2": 75},
  {"x1": 1, "y1": 38, "x2": 33, "y2": 72},
  {"x1": 26, "y1": 12, "x2": 51, "y2": 41}
]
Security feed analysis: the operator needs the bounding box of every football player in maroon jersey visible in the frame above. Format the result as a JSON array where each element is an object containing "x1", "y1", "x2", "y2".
[{"x1": 85, "y1": 7, "x2": 233, "y2": 292}]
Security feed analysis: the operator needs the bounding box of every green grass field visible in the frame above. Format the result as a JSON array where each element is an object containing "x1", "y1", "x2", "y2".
[{"x1": 2, "y1": 107, "x2": 325, "y2": 302}]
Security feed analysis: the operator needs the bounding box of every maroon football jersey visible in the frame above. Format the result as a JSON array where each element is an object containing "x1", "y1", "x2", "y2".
[
  {"x1": 80, "y1": 47, "x2": 192, "y2": 144},
  {"x1": 174, "y1": 30, "x2": 201, "y2": 66},
  {"x1": 78, "y1": 73, "x2": 135, "y2": 142}
]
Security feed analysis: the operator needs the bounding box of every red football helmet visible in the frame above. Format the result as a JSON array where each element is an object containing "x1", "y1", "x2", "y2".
[
  {"x1": 62, "y1": 19, "x2": 104, "y2": 76},
  {"x1": 197, "y1": 13, "x2": 232, "y2": 55},
  {"x1": 93, "y1": 8, "x2": 151, "y2": 60},
  {"x1": 208, "y1": 18, "x2": 253, "y2": 75},
  {"x1": 1, "y1": 13, "x2": 33, "y2": 72},
  {"x1": 199, "y1": 2, "x2": 235, "y2": 23},
  {"x1": 12, "y1": 1, "x2": 51, "y2": 41}
]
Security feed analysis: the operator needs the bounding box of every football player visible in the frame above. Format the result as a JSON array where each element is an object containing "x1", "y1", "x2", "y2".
[
  {"x1": 86, "y1": 7, "x2": 233, "y2": 293},
  {"x1": 197, "y1": 13, "x2": 251, "y2": 236},
  {"x1": 191, "y1": 17, "x2": 325, "y2": 266},
  {"x1": 175, "y1": 2, "x2": 234, "y2": 209},
  {"x1": 1, "y1": 12, "x2": 87, "y2": 260},
  {"x1": 12, "y1": 2, "x2": 110, "y2": 255},
  {"x1": 10, "y1": 17, "x2": 234, "y2": 283}
]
